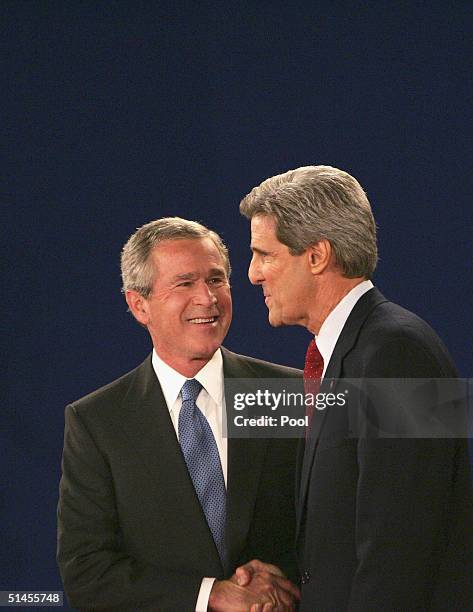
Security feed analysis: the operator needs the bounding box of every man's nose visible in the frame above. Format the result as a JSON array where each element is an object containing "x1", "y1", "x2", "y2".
[
  {"x1": 193, "y1": 281, "x2": 218, "y2": 305},
  {"x1": 248, "y1": 256, "x2": 263, "y2": 285}
]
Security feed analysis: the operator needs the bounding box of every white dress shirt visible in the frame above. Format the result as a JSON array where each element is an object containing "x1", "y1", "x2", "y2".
[
  {"x1": 151, "y1": 348, "x2": 227, "y2": 612},
  {"x1": 315, "y1": 280, "x2": 374, "y2": 378}
]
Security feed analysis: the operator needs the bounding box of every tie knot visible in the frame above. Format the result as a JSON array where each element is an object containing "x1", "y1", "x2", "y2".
[{"x1": 181, "y1": 379, "x2": 202, "y2": 403}]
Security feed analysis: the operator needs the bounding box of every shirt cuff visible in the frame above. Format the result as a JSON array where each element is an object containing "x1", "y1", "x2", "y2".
[{"x1": 196, "y1": 577, "x2": 216, "y2": 612}]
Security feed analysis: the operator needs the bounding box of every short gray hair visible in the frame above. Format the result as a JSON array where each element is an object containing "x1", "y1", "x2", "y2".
[
  {"x1": 121, "y1": 217, "x2": 231, "y2": 297},
  {"x1": 240, "y1": 165, "x2": 378, "y2": 278}
]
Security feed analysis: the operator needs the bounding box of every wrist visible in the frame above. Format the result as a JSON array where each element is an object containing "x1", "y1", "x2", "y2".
[{"x1": 207, "y1": 579, "x2": 223, "y2": 611}]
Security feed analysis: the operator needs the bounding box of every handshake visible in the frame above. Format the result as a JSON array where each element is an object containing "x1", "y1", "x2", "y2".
[{"x1": 208, "y1": 559, "x2": 300, "y2": 612}]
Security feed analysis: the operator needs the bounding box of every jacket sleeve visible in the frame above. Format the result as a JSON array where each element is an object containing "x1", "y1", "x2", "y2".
[{"x1": 57, "y1": 404, "x2": 203, "y2": 611}]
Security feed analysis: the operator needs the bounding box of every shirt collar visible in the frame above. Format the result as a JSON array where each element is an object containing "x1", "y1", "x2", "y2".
[
  {"x1": 151, "y1": 348, "x2": 223, "y2": 411},
  {"x1": 315, "y1": 280, "x2": 373, "y2": 376}
]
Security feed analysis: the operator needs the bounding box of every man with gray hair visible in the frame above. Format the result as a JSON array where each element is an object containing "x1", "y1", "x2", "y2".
[
  {"x1": 57, "y1": 217, "x2": 301, "y2": 611},
  {"x1": 237, "y1": 166, "x2": 473, "y2": 611}
]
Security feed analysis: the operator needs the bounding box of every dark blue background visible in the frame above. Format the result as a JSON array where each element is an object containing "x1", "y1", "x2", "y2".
[{"x1": 3, "y1": 2, "x2": 472, "y2": 607}]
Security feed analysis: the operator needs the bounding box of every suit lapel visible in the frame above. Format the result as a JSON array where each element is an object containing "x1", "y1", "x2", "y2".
[
  {"x1": 116, "y1": 356, "x2": 223, "y2": 573},
  {"x1": 222, "y1": 348, "x2": 268, "y2": 573},
  {"x1": 296, "y1": 288, "x2": 389, "y2": 537}
]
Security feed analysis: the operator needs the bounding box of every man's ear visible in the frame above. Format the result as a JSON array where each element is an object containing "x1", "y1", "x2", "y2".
[
  {"x1": 307, "y1": 239, "x2": 332, "y2": 274},
  {"x1": 125, "y1": 290, "x2": 150, "y2": 326}
]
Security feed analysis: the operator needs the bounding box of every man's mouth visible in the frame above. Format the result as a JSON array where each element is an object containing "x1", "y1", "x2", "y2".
[{"x1": 188, "y1": 316, "x2": 218, "y2": 324}]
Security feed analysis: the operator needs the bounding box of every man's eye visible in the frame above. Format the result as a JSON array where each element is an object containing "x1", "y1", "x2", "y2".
[
  {"x1": 253, "y1": 252, "x2": 268, "y2": 261},
  {"x1": 209, "y1": 278, "x2": 224, "y2": 286},
  {"x1": 177, "y1": 281, "x2": 193, "y2": 287}
]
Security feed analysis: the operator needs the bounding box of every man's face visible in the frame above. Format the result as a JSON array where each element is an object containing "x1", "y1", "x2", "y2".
[
  {"x1": 248, "y1": 215, "x2": 312, "y2": 327},
  {"x1": 134, "y1": 237, "x2": 232, "y2": 372}
]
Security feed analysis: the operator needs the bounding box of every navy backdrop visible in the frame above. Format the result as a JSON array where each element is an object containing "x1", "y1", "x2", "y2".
[{"x1": 3, "y1": 1, "x2": 472, "y2": 606}]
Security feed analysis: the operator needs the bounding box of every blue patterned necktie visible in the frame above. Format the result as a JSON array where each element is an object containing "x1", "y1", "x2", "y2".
[{"x1": 178, "y1": 379, "x2": 226, "y2": 562}]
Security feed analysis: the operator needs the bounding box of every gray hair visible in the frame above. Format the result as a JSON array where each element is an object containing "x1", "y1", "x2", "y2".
[
  {"x1": 121, "y1": 217, "x2": 231, "y2": 297},
  {"x1": 240, "y1": 165, "x2": 378, "y2": 278}
]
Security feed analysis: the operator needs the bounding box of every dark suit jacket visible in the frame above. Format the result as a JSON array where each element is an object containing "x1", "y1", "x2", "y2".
[
  {"x1": 57, "y1": 347, "x2": 301, "y2": 611},
  {"x1": 297, "y1": 288, "x2": 473, "y2": 612}
]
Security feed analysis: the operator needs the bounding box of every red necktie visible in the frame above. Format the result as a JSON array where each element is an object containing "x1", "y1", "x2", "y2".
[{"x1": 304, "y1": 339, "x2": 324, "y2": 436}]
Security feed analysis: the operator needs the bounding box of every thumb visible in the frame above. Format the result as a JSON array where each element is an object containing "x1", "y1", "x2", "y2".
[{"x1": 235, "y1": 566, "x2": 253, "y2": 586}]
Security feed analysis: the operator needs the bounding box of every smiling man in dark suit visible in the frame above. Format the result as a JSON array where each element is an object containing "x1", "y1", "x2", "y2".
[
  {"x1": 238, "y1": 166, "x2": 473, "y2": 611},
  {"x1": 57, "y1": 217, "x2": 300, "y2": 611}
]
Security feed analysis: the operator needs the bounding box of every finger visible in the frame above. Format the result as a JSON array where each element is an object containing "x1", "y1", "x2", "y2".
[
  {"x1": 263, "y1": 574, "x2": 300, "y2": 601},
  {"x1": 272, "y1": 587, "x2": 297, "y2": 610},
  {"x1": 261, "y1": 585, "x2": 292, "y2": 610},
  {"x1": 254, "y1": 574, "x2": 300, "y2": 602},
  {"x1": 250, "y1": 574, "x2": 299, "y2": 607},
  {"x1": 248, "y1": 559, "x2": 285, "y2": 577},
  {"x1": 235, "y1": 566, "x2": 253, "y2": 586}
]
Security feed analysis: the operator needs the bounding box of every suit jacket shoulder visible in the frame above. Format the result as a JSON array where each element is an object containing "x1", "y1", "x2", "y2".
[
  {"x1": 69, "y1": 357, "x2": 151, "y2": 416},
  {"x1": 221, "y1": 346, "x2": 302, "y2": 379},
  {"x1": 330, "y1": 287, "x2": 457, "y2": 379}
]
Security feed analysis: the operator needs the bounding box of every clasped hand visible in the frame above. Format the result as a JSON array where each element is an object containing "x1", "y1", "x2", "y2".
[{"x1": 208, "y1": 559, "x2": 300, "y2": 611}]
